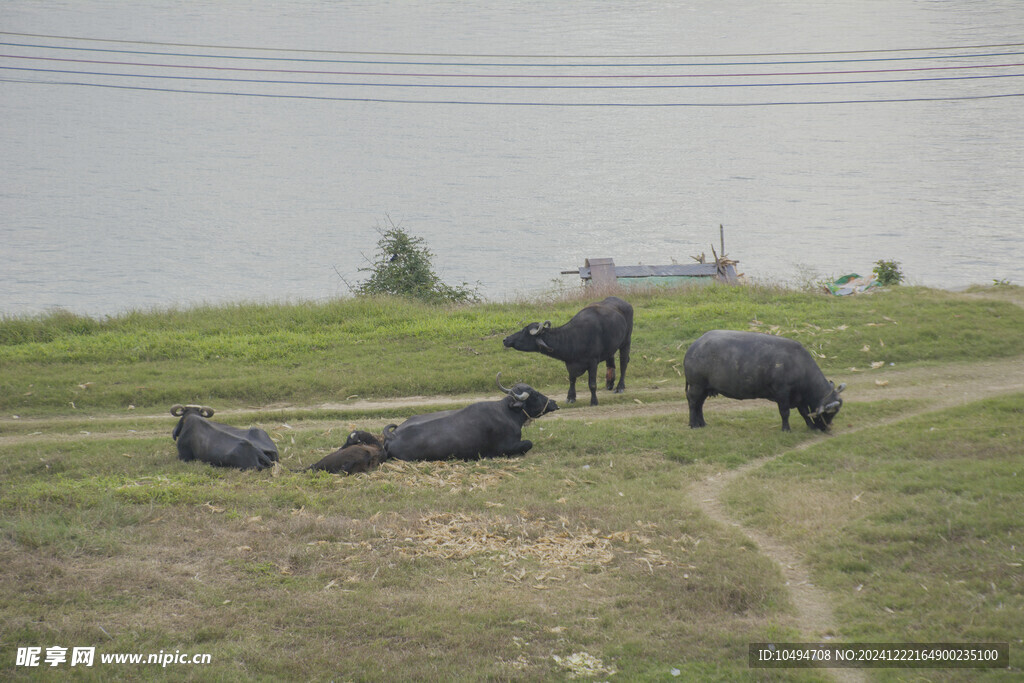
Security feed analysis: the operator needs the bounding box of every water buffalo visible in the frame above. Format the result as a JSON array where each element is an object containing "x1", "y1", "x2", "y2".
[
  {"x1": 382, "y1": 374, "x2": 558, "y2": 461},
  {"x1": 307, "y1": 430, "x2": 385, "y2": 474},
  {"x1": 170, "y1": 404, "x2": 279, "y2": 469},
  {"x1": 503, "y1": 296, "x2": 633, "y2": 405},
  {"x1": 683, "y1": 330, "x2": 845, "y2": 431}
]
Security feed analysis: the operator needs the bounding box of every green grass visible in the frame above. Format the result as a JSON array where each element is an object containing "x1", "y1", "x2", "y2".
[
  {"x1": 725, "y1": 394, "x2": 1024, "y2": 681},
  {"x1": 1, "y1": 283, "x2": 1022, "y2": 680},
  {"x1": 0, "y1": 416, "x2": 811, "y2": 680},
  {"x1": 3, "y1": 284, "x2": 1022, "y2": 415}
]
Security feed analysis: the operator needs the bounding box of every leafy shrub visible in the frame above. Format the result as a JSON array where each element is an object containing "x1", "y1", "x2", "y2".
[
  {"x1": 352, "y1": 221, "x2": 481, "y2": 305},
  {"x1": 873, "y1": 259, "x2": 904, "y2": 286}
]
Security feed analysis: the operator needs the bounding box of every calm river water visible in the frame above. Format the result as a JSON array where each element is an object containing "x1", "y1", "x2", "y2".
[{"x1": 2, "y1": 1, "x2": 1023, "y2": 317}]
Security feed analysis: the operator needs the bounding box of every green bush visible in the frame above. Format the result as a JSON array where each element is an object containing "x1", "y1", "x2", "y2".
[
  {"x1": 352, "y1": 221, "x2": 480, "y2": 305},
  {"x1": 873, "y1": 259, "x2": 904, "y2": 286}
]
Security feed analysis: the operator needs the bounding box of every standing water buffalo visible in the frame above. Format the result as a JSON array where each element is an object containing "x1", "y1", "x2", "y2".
[
  {"x1": 382, "y1": 374, "x2": 558, "y2": 461},
  {"x1": 503, "y1": 296, "x2": 633, "y2": 405},
  {"x1": 171, "y1": 404, "x2": 279, "y2": 469},
  {"x1": 306, "y1": 430, "x2": 385, "y2": 474},
  {"x1": 683, "y1": 330, "x2": 845, "y2": 432}
]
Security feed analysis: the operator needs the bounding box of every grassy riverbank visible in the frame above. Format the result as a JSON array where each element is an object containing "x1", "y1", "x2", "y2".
[
  {"x1": 2, "y1": 284, "x2": 1022, "y2": 680},
  {"x1": 2, "y1": 284, "x2": 1022, "y2": 415}
]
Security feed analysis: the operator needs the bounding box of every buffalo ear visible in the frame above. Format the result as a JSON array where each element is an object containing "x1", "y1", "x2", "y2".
[
  {"x1": 508, "y1": 389, "x2": 530, "y2": 409},
  {"x1": 536, "y1": 338, "x2": 554, "y2": 353}
]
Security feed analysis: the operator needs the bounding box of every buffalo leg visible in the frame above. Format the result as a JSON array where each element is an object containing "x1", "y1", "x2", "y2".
[
  {"x1": 614, "y1": 341, "x2": 630, "y2": 394},
  {"x1": 777, "y1": 400, "x2": 792, "y2": 432},
  {"x1": 566, "y1": 371, "x2": 578, "y2": 404},
  {"x1": 257, "y1": 450, "x2": 277, "y2": 469},
  {"x1": 797, "y1": 405, "x2": 817, "y2": 430},
  {"x1": 224, "y1": 442, "x2": 262, "y2": 469},
  {"x1": 605, "y1": 358, "x2": 616, "y2": 391},
  {"x1": 686, "y1": 384, "x2": 708, "y2": 428},
  {"x1": 587, "y1": 362, "x2": 599, "y2": 405},
  {"x1": 498, "y1": 440, "x2": 533, "y2": 458}
]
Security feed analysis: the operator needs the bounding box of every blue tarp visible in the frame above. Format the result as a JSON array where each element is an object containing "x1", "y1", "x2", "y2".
[{"x1": 826, "y1": 273, "x2": 881, "y2": 296}]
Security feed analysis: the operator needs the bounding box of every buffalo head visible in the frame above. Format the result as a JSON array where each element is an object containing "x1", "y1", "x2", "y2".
[
  {"x1": 170, "y1": 404, "x2": 215, "y2": 441},
  {"x1": 503, "y1": 321, "x2": 554, "y2": 353},
  {"x1": 809, "y1": 382, "x2": 846, "y2": 430},
  {"x1": 340, "y1": 430, "x2": 383, "y2": 449},
  {"x1": 171, "y1": 404, "x2": 215, "y2": 418},
  {"x1": 496, "y1": 373, "x2": 558, "y2": 418}
]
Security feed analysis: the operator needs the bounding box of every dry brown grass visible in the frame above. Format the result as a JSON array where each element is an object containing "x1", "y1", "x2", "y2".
[
  {"x1": 364, "y1": 458, "x2": 527, "y2": 493},
  {"x1": 396, "y1": 511, "x2": 682, "y2": 580}
]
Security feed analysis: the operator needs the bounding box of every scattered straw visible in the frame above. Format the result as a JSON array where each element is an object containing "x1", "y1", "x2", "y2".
[
  {"x1": 399, "y1": 512, "x2": 659, "y2": 573},
  {"x1": 366, "y1": 459, "x2": 526, "y2": 493},
  {"x1": 552, "y1": 651, "x2": 617, "y2": 678}
]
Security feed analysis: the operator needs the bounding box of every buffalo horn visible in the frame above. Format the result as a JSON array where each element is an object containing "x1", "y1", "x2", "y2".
[
  {"x1": 529, "y1": 321, "x2": 552, "y2": 335},
  {"x1": 200, "y1": 406, "x2": 215, "y2": 418},
  {"x1": 170, "y1": 404, "x2": 185, "y2": 417},
  {"x1": 496, "y1": 373, "x2": 530, "y2": 401}
]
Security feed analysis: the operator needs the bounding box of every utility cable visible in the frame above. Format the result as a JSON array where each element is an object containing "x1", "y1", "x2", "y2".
[
  {"x1": 4, "y1": 75, "x2": 1022, "y2": 107},
  {"x1": 4, "y1": 64, "x2": 1023, "y2": 90},
  {"x1": 2, "y1": 30, "x2": 1023, "y2": 59},
  {"x1": 3, "y1": 39, "x2": 1024, "y2": 68},
  {"x1": 3, "y1": 53, "x2": 1023, "y2": 79}
]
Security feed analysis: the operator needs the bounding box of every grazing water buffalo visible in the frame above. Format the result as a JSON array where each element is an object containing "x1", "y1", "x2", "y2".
[
  {"x1": 307, "y1": 430, "x2": 385, "y2": 474},
  {"x1": 503, "y1": 296, "x2": 633, "y2": 405},
  {"x1": 683, "y1": 330, "x2": 846, "y2": 432},
  {"x1": 170, "y1": 404, "x2": 278, "y2": 470},
  {"x1": 382, "y1": 374, "x2": 558, "y2": 461}
]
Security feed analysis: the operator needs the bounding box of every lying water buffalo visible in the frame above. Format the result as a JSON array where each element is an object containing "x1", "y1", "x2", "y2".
[
  {"x1": 683, "y1": 330, "x2": 846, "y2": 431},
  {"x1": 170, "y1": 404, "x2": 278, "y2": 470},
  {"x1": 307, "y1": 430, "x2": 385, "y2": 474},
  {"x1": 382, "y1": 374, "x2": 558, "y2": 461},
  {"x1": 503, "y1": 296, "x2": 633, "y2": 405}
]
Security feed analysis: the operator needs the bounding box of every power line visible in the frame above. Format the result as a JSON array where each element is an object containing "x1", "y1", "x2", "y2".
[
  {"x1": 4, "y1": 39, "x2": 1024, "y2": 68},
  {"x1": 3, "y1": 30, "x2": 1024, "y2": 59},
  {"x1": 5, "y1": 64, "x2": 1023, "y2": 91},
  {"x1": 5, "y1": 76, "x2": 1023, "y2": 107},
  {"x1": 4, "y1": 32, "x2": 1021, "y2": 107},
  {"x1": 4, "y1": 53, "x2": 1023, "y2": 79}
]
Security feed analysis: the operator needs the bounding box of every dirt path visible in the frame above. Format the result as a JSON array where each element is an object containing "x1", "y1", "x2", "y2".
[
  {"x1": 695, "y1": 469, "x2": 862, "y2": 683},
  {"x1": 4, "y1": 356, "x2": 1020, "y2": 449},
  {"x1": 687, "y1": 362, "x2": 1024, "y2": 683},
  {"x1": 212, "y1": 354, "x2": 1024, "y2": 421}
]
